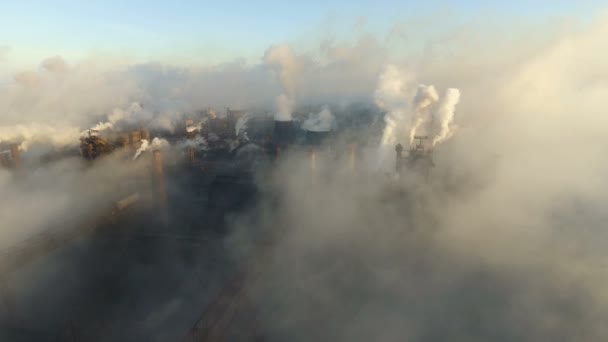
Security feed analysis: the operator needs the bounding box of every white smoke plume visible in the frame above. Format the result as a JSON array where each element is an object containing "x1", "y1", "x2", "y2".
[
  {"x1": 235, "y1": 112, "x2": 252, "y2": 136},
  {"x1": 132, "y1": 137, "x2": 169, "y2": 160},
  {"x1": 301, "y1": 106, "x2": 335, "y2": 132},
  {"x1": 374, "y1": 65, "x2": 410, "y2": 148},
  {"x1": 181, "y1": 135, "x2": 209, "y2": 150},
  {"x1": 0, "y1": 124, "x2": 80, "y2": 152},
  {"x1": 86, "y1": 102, "x2": 144, "y2": 135},
  {"x1": 374, "y1": 65, "x2": 460, "y2": 155},
  {"x1": 264, "y1": 44, "x2": 300, "y2": 121},
  {"x1": 432, "y1": 88, "x2": 461, "y2": 146},
  {"x1": 132, "y1": 139, "x2": 150, "y2": 161},
  {"x1": 410, "y1": 84, "x2": 439, "y2": 144}
]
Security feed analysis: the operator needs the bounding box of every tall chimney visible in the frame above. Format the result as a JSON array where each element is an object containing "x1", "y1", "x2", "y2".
[
  {"x1": 395, "y1": 143, "x2": 403, "y2": 173},
  {"x1": 153, "y1": 150, "x2": 169, "y2": 224},
  {"x1": 10, "y1": 144, "x2": 21, "y2": 170}
]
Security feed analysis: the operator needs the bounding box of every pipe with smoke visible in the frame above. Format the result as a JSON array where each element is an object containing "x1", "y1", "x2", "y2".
[
  {"x1": 375, "y1": 65, "x2": 461, "y2": 154},
  {"x1": 410, "y1": 85, "x2": 439, "y2": 145},
  {"x1": 133, "y1": 137, "x2": 169, "y2": 160},
  {"x1": 85, "y1": 102, "x2": 144, "y2": 135},
  {"x1": 264, "y1": 44, "x2": 300, "y2": 121}
]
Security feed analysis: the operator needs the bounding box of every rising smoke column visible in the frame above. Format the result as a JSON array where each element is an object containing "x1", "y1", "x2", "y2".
[
  {"x1": 432, "y1": 88, "x2": 460, "y2": 146},
  {"x1": 87, "y1": 102, "x2": 144, "y2": 134},
  {"x1": 374, "y1": 65, "x2": 410, "y2": 147},
  {"x1": 301, "y1": 106, "x2": 335, "y2": 132},
  {"x1": 264, "y1": 44, "x2": 300, "y2": 121},
  {"x1": 410, "y1": 84, "x2": 439, "y2": 144},
  {"x1": 374, "y1": 64, "x2": 461, "y2": 152},
  {"x1": 133, "y1": 137, "x2": 169, "y2": 160},
  {"x1": 235, "y1": 113, "x2": 252, "y2": 136}
]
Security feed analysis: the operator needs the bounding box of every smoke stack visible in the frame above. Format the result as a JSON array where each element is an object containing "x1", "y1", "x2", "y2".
[
  {"x1": 395, "y1": 143, "x2": 403, "y2": 173},
  {"x1": 10, "y1": 144, "x2": 21, "y2": 170},
  {"x1": 153, "y1": 150, "x2": 168, "y2": 224}
]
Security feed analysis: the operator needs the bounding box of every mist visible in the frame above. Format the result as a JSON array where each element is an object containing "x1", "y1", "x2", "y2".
[
  {"x1": 1, "y1": 10, "x2": 608, "y2": 341},
  {"x1": 222, "y1": 13, "x2": 608, "y2": 342}
]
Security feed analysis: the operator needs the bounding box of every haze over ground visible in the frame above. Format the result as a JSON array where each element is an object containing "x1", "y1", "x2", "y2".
[{"x1": 2, "y1": 1, "x2": 608, "y2": 341}]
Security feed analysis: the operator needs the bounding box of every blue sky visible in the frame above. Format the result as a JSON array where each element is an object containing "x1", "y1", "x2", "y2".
[{"x1": 0, "y1": 0, "x2": 604, "y2": 68}]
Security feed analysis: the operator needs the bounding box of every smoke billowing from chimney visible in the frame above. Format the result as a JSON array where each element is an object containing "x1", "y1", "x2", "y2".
[
  {"x1": 235, "y1": 112, "x2": 252, "y2": 137},
  {"x1": 374, "y1": 65, "x2": 461, "y2": 154},
  {"x1": 87, "y1": 102, "x2": 144, "y2": 135},
  {"x1": 410, "y1": 84, "x2": 439, "y2": 144},
  {"x1": 264, "y1": 44, "x2": 300, "y2": 121},
  {"x1": 432, "y1": 88, "x2": 460, "y2": 146},
  {"x1": 133, "y1": 137, "x2": 169, "y2": 160},
  {"x1": 301, "y1": 106, "x2": 334, "y2": 132}
]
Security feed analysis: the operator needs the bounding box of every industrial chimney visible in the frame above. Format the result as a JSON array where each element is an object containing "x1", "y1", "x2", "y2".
[{"x1": 395, "y1": 143, "x2": 403, "y2": 173}]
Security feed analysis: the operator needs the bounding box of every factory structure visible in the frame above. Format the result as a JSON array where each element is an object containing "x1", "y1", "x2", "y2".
[{"x1": 0, "y1": 105, "x2": 436, "y2": 341}]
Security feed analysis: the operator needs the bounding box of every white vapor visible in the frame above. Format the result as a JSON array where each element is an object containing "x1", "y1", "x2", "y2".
[
  {"x1": 374, "y1": 65, "x2": 460, "y2": 167},
  {"x1": 301, "y1": 106, "x2": 335, "y2": 132},
  {"x1": 264, "y1": 44, "x2": 300, "y2": 121},
  {"x1": 132, "y1": 137, "x2": 169, "y2": 160},
  {"x1": 132, "y1": 139, "x2": 150, "y2": 161},
  {"x1": 87, "y1": 102, "x2": 144, "y2": 135},
  {"x1": 235, "y1": 112, "x2": 252, "y2": 136},
  {"x1": 432, "y1": 88, "x2": 461, "y2": 146},
  {"x1": 410, "y1": 84, "x2": 439, "y2": 144}
]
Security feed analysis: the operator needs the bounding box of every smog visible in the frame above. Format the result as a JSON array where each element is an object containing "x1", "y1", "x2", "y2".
[{"x1": 1, "y1": 4, "x2": 608, "y2": 342}]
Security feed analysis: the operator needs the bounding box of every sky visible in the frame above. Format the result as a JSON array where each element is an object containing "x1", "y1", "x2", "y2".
[{"x1": 0, "y1": 0, "x2": 604, "y2": 70}]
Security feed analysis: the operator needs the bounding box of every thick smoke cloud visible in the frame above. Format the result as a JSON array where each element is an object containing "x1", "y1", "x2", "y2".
[
  {"x1": 223, "y1": 13, "x2": 608, "y2": 342},
  {"x1": 2, "y1": 11, "x2": 608, "y2": 341},
  {"x1": 301, "y1": 106, "x2": 335, "y2": 132},
  {"x1": 264, "y1": 44, "x2": 301, "y2": 121}
]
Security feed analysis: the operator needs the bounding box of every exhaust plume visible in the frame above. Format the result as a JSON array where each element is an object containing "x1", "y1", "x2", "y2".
[
  {"x1": 0, "y1": 124, "x2": 80, "y2": 152},
  {"x1": 301, "y1": 106, "x2": 335, "y2": 132},
  {"x1": 87, "y1": 102, "x2": 144, "y2": 135},
  {"x1": 432, "y1": 88, "x2": 461, "y2": 146},
  {"x1": 133, "y1": 137, "x2": 169, "y2": 160},
  {"x1": 264, "y1": 44, "x2": 300, "y2": 121},
  {"x1": 410, "y1": 84, "x2": 439, "y2": 144},
  {"x1": 375, "y1": 65, "x2": 410, "y2": 148},
  {"x1": 235, "y1": 112, "x2": 252, "y2": 136}
]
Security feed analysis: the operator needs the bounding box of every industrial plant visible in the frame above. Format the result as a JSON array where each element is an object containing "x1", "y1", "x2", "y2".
[{"x1": 0, "y1": 99, "x2": 442, "y2": 341}]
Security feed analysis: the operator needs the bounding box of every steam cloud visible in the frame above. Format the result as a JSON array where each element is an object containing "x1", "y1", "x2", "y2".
[
  {"x1": 133, "y1": 137, "x2": 169, "y2": 160},
  {"x1": 301, "y1": 106, "x2": 335, "y2": 132},
  {"x1": 374, "y1": 65, "x2": 460, "y2": 156},
  {"x1": 432, "y1": 88, "x2": 461, "y2": 146},
  {"x1": 235, "y1": 112, "x2": 252, "y2": 136},
  {"x1": 264, "y1": 44, "x2": 300, "y2": 121},
  {"x1": 2, "y1": 11, "x2": 608, "y2": 341}
]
